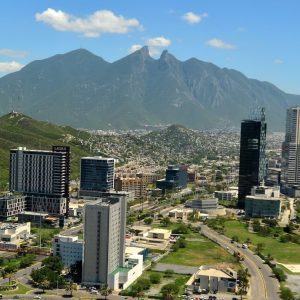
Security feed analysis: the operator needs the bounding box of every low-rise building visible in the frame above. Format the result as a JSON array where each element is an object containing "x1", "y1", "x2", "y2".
[
  {"x1": 185, "y1": 198, "x2": 218, "y2": 210},
  {"x1": 186, "y1": 266, "x2": 237, "y2": 293},
  {"x1": 245, "y1": 185, "x2": 282, "y2": 219},
  {"x1": 0, "y1": 195, "x2": 26, "y2": 220},
  {"x1": 108, "y1": 254, "x2": 143, "y2": 290},
  {"x1": 214, "y1": 190, "x2": 238, "y2": 201},
  {"x1": 0, "y1": 222, "x2": 30, "y2": 243},
  {"x1": 168, "y1": 208, "x2": 193, "y2": 220},
  {"x1": 52, "y1": 235, "x2": 83, "y2": 267},
  {"x1": 147, "y1": 228, "x2": 171, "y2": 240}
]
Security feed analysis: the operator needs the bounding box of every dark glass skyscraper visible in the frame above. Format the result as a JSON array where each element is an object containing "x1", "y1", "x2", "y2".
[
  {"x1": 80, "y1": 157, "x2": 115, "y2": 193},
  {"x1": 238, "y1": 109, "x2": 267, "y2": 208}
]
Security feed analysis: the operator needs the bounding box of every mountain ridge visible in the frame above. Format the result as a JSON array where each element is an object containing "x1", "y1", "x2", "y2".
[{"x1": 0, "y1": 47, "x2": 298, "y2": 130}]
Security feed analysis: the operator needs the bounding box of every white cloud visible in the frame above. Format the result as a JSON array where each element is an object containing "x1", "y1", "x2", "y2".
[
  {"x1": 35, "y1": 8, "x2": 142, "y2": 38},
  {"x1": 128, "y1": 44, "x2": 143, "y2": 54},
  {"x1": 274, "y1": 58, "x2": 283, "y2": 64},
  {"x1": 205, "y1": 38, "x2": 236, "y2": 49},
  {"x1": 0, "y1": 48, "x2": 28, "y2": 58},
  {"x1": 0, "y1": 61, "x2": 24, "y2": 73},
  {"x1": 182, "y1": 12, "x2": 208, "y2": 24},
  {"x1": 146, "y1": 36, "x2": 171, "y2": 47}
]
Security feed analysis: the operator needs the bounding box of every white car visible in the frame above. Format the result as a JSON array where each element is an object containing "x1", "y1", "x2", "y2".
[{"x1": 33, "y1": 296, "x2": 42, "y2": 299}]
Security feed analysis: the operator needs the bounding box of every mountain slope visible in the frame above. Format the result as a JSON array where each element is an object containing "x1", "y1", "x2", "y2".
[
  {"x1": 0, "y1": 112, "x2": 93, "y2": 189},
  {"x1": 0, "y1": 47, "x2": 299, "y2": 130}
]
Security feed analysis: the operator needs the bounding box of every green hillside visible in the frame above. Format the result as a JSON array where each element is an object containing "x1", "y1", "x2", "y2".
[{"x1": 0, "y1": 112, "x2": 93, "y2": 190}]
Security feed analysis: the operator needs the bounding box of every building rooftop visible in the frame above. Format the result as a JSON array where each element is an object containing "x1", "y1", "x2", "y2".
[
  {"x1": 110, "y1": 267, "x2": 130, "y2": 275},
  {"x1": 246, "y1": 195, "x2": 281, "y2": 201},
  {"x1": 81, "y1": 156, "x2": 115, "y2": 161},
  {"x1": 125, "y1": 246, "x2": 146, "y2": 255},
  {"x1": 149, "y1": 228, "x2": 172, "y2": 234}
]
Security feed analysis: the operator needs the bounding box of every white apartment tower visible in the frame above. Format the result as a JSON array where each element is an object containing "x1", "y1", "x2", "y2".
[
  {"x1": 82, "y1": 196, "x2": 126, "y2": 287},
  {"x1": 282, "y1": 107, "x2": 300, "y2": 185}
]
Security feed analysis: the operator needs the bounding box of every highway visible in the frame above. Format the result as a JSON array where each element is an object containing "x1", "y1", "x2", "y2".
[{"x1": 200, "y1": 224, "x2": 280, "y2": 300}]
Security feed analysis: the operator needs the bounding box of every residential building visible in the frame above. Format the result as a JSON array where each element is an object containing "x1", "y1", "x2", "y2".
[
  {"x1": 53, "y1": 235, "x2": 83, "y2": 267},
  {"x1": 0, "y1": 195, "x2": 26, "y2": 220},
  {"x1": 136, "y1": 172, "x2": 161, "y2": 184},
  {"x1": 238, "y1": 109, "x2": 267, "y2": 207},
  {"x1": 156, "y1": 165, "x2": 188, "y2": 191},
  {"x1": 114, "y1": 177, "x2": 146, "y2": 199},
  {"x1": 245, "y1": 185, "x2": 281, "y2": 218},
  {"x1": 82, "y1": 196, "x2": 126, "y2": 287},
  {"x1": 9, "y1": 146, "x2": 70, "y2": 215},
  {"x1": 80, "y1": 157, "x2": 115, "y2": 194},
  {"x1": 282, "y1": 107, "x2": 300, "y2": 186}
]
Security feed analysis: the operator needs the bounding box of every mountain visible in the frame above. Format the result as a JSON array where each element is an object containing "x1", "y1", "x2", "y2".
[
  {"x1": 0, "y1": 112, "x2": 93, "y2": 189},
  {"x1": 0, "y1": 47, "x2": 299, "y2": 130},
  {"x1": 89, "y1": 124, "x2": 240, "y2": 166}
]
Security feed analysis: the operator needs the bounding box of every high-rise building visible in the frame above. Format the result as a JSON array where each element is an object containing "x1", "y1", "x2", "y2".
[
  {"x1": 238, "y1": 109, "x2": 267, "y2": 207},
  {"x1": 9, "y1": 146, "x2": 70, "y2": 215},
  {"x1": 82, "y1": 196, "x2": 126, "y2": 287},
  {"x1": 282, "y1": 107, "x2": 300, "y2": 186},
  {"x1": 80, "y1": 157, "x2": 115, "y2": 194},
  {"x1": 156, "y1": 165, "x2": 188, "y2": 192}
]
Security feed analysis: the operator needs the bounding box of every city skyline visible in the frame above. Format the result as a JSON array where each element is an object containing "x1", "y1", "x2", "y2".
[{"x1": 0, "y1": 0, "x2": 299, "y2": 94}]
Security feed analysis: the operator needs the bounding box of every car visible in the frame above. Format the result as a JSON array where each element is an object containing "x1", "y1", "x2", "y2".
[
  {"x1": 34, "y1": 296, "x2": 42, "y2": 299},
  {"x1": 90, "y1": 290, "x2": 99, "y2": 295}
]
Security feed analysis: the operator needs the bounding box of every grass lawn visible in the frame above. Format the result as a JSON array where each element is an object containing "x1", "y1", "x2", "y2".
[
  {"x1": 0, "y1": 282, "x2": 32, "y2": 295},
  {"x1": 224, "y1": 220, "x2": 300, "y2": 264},
  {"x1": 160, "y1": 232, "x2": 239, "y2": 269}
]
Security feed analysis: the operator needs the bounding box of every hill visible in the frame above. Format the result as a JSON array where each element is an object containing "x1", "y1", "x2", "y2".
[
  {"x1": 0, "y1": 47, "x2": 299, "y2": 130},
  {"x1": 0, "y1": 112, "x2": 93, "y2": 189}
]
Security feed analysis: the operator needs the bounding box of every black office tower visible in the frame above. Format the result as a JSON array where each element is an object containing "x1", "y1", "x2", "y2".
[{"x1": 238, "y1": 109, "x2": 267, "y2": 208}]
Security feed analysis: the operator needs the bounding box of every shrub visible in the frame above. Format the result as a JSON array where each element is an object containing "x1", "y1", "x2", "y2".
[{"x1": 149, "y1": 273, "x2": 161, "y2": 284}]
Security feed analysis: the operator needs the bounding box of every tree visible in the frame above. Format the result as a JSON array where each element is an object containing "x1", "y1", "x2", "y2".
[
  {"x1": 40, "y1": 279, "x2": 50, "y2": 293},
  {"x1": 42, "y1": 256, "x2": 64, "y2": 273},
  {"x1": 160, "y1": 217, "x2": 172, "y2": 227},
  {"x1": 135, "y1": 278, "x2": 151, "y2": 290},
  {"x1": 100, "y1": 284, "x2": 112, "y2": 300},
  {"x1": 149, "y1": 273, "x2": 161, "y2": 284},
  {"x1": 144, "y1": 217, "x2": 153, "y2": 225},
  {"x1": 2, "y1": 265, "x2": 17, "y2": 284},
  {"x1": 172, "y1": 224, "x2": 189, "y2": 234},
  {"x1": 131, "y1": 284, "x2": 145, "y2": 300},
  {"x1": 69, "y1": 260, "x2": 82, "y2": 283},
  {"x1": 237, "y1": 268, "x2": 250, "y2": 300},
  {"x1": 231, "y1": 235, "x2": 240, "y2": 243},
  {"x1": 280, "y1": 287, "x2": 295, "y2": 300},
  {"x1": 164, "y1": 269, "x2": 174, "y2": 278},
  {"x1": 65, "y1": 280, "x2": 76, "y2": 297},
  {"x1": 255, "y1": 243, "x2": 265, "y2": 255},
  {"x1": 161, "y1": 283, "x2": 179, "y2": 300}
]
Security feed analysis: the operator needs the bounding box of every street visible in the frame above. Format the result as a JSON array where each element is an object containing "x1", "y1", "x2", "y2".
[{"x1": 200, "y1": 225, "x2": 280, "y2": 300}]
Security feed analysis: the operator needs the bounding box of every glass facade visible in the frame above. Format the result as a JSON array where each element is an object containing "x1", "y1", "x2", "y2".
[
  {"x1": 238, "y1": 110, "x2": 267, "y2": 208},
  {"x1": 80, "y1": 158, "x2": 115, "y2": 192}
]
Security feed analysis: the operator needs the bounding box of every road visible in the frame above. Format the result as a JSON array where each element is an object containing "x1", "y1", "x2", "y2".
[
  {"x1": 200, "y1": 225, "x2": 280, "y2": 300},
  {"x1": 0, "y1": 262, "x2": 42, "y2": 285}
]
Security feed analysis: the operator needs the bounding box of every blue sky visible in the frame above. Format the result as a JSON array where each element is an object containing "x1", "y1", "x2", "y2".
[{"x1": 0, "y1": 0, "x2": 299, "y2": 94}]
